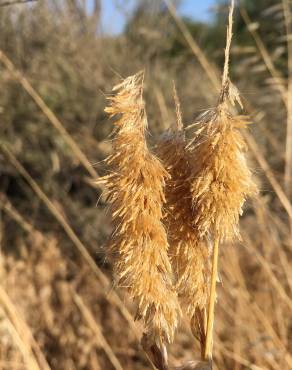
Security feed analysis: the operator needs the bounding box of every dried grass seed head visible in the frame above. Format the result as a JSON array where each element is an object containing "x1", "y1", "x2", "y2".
[
  {"x1": 189, "y1": 102, "x2": 258, "y2": 242},
  {"x1": 157, "y1": 130, "x2": 210, "y2": 316},
  {"x1": 101, "y1": 72, "x2": 180, "y2": 345}
]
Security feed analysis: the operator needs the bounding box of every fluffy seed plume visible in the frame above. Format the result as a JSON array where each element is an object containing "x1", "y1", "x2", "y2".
[
  {"x1": 156, "y1": 87, "x2": 210, "y2": 355},
  {"x1": 188, "y1": 0, "x2": 257, "y2": 243},
  {"x1": 188, "y1": 0, "x2": 258, "y2": 361},
  {"x1": 100, "y1": 72, "x2": 180, "y2": 345},
  {"x1": 157, "y1": 99, "x2": 210, "y2": 313},
  {"x1": 189, "y1": 108, "x2": 257, "y2": 242}
]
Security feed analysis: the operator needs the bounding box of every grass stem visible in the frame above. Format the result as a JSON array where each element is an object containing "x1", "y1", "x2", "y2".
[{"x1": 204, "y1": 238, "x2": 219, "y2": 361}]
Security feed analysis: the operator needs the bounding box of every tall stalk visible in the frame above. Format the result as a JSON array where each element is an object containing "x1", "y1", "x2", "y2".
[{"x1": 204, "y1": 238, "x2": 219, "y2": 360}]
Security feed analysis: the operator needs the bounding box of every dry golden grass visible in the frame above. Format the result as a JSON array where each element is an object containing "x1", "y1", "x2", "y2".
[{"x1": 0, "y1": 1, "x2": 291, "y2": 370}]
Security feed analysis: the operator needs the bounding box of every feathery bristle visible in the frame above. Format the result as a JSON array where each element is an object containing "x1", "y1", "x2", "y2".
[
  {"x1": 157, "y1": 126, "x2": 210, "y2": 357},
  {"x1": 100, "y1": 72, "x2": 180, "y2": 344},
  {"x1": 189, "y1": 103, "x2": 258, "y2": 242},
  {"x1": 157, "y1": 130, "x2": 210, "y2": 317}
]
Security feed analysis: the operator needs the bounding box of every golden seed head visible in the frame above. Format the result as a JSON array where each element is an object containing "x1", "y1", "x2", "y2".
[
  {"x1": 189, "y1": 104, "x2": 258, "y2": 242},
  {"x1": 157, "y1": 127, "x2": 210, "y2": 320},
  {"x1": 101, "y1": 72, "x2": 180, "y2": 344}
]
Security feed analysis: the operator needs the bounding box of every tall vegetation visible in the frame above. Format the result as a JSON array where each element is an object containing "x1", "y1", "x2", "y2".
[{"x1": 0, "y1": 1, "x2": 291, "y2": 370}]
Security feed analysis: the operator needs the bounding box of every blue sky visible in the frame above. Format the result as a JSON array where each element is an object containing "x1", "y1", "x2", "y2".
[{"x1": 100, "y1": 0, "x2": 217, "y2": 34}]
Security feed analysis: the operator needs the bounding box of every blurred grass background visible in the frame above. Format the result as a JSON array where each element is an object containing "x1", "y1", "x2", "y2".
[{"x1": 0, "y1": 0, "x2": 291, "y2": 369}]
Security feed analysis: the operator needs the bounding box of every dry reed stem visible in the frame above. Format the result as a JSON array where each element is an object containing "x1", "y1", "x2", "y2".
[
  {"x1": 2, "y1": 315, "x2": 40, "y2": 370},
  {"x1": 251, "y1": 197, "x2": 292, "y2": 293},
  {"x1": 203, "y1": 238, "x2": 219, "y2": 361},
  {"x1": 244, "y1": 131, "x2": 292, "y2": 219},
  {"x1": 256, "y1": 121, "x2": 285, "y2": 160},
  {"x1": 0, "y1": 194, "x2": 34, "y2": 234},
  {"x1": 214, "y1": 342, "x2": 265, "y2": 370},
  {"x1": 0, "y1": 0, "x2": 36, "y2": 6},
  {"x1": 100, "y1": 72, "x2": 180, "y2": 347},
  {"x1": 223, "y1": 251, "x2": 292, "y2": 368},
  {"x1": 172, "y1": 82, "x2": 183, "y2": 130},
  {"x1": 0, "y1": 50, "x2": 101, "y2": 187},
  {"x1": 163, "y1": 0, "x2": 220, "y2": 92},
  {"x1": 240, "y1": 7, "x2": 287, "y2": 106},
  {"x1": 72, "y1": 291, "x2": 124, "y2": 370},
  {"x1": 0, "y1": 286, "x2": 51, "y2": 370},
  {"x1": 224, "y1": 249, "x2": 289, "y2": 366},
  {"x1": 283, "y1": 0, "x2": 292, "y2": 204},
  {"x1": 243, "y1": 233, "x2": 292, "y2": 311}
]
